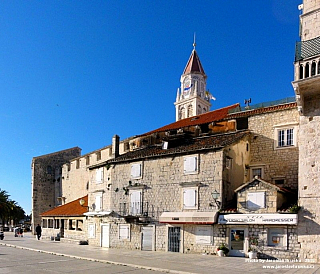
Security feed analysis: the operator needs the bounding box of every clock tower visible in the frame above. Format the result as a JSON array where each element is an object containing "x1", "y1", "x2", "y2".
[{"x1": 174, "y1": 42, "x2": 213, "y2": 121}]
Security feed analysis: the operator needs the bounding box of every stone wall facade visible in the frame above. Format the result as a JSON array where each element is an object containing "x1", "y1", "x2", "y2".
[
  {"x1": 297, "y1": 94, "x2": 320, "y2": 262},
  {"x1": 31, "y1": 147, "x2": 81, "y2": 233},
  {"x1": 84, "y1": 137, "x2": 250, "y2": 253},
  {"x1": 248, "y1": 108, "x2": 299, "y2": 190},
  {"x1": 300, "y1": 0, "x2": 320, "y2": 41}
]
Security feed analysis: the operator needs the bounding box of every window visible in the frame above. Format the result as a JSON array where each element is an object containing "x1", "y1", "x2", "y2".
[
  {"x1": 278, "y1": 128, "x2": 293, "y2": 147},
  {"x1": 268, "y1": 228, "x2": 285, "y2": 247},
  {"x1": 274, "y1": 124, "x2": 297, "y2": 149},
  {"x1": 96, "y1": 167, "x2": 104, "y2": 184},
  {"x1": 247, "y1": 192, "x2": 265, "y2": 210},
  {"x1": 252, "y1": 168, "x2": 262, "y2": 179},
  {"x1": 95, "y1": 193, "x2": 102, "y2": 211},
  {"x1": 131, "y1": 163, "x2": 142, "y2": 179},
  {"x1": 96, "y1": 151, "x2": 101, "y2": 161},
  {"x1": 249, "y1": 166, "x2": 264, "y2": 180},
  {"x1": 184, "y1": 155, "x2": 198, "y2": 174},
  {"x1": 119, "y1": 224, "x2": 130, "y2": 240},
  {"x1": 130, "y1": 190, "x2": 141, "y2": 215},
  {"x1": 225, "y1": 156, "x2": 232, "y2": 169},
  {"x1": 183, "y1": 187, "x2": 198, "y2": 209},
  {"x1": 86, "y1": 156, "x2": 90, "y2": 165},
  {"x1": 88, "y1": 224, "x2": 95, "y2": 238},
  {"x1": 274, "y1": 178, "x2": 285, "y2": 185}
]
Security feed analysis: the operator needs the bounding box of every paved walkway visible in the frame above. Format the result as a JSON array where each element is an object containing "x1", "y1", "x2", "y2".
[{"x1": 0, "y1": 232, "x2": 319, "y2": 274}]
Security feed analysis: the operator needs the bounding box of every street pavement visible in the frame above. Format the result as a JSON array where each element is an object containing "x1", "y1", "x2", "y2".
[{"x1": 0, "y1": 231, "x2": 319, "y2": 274}]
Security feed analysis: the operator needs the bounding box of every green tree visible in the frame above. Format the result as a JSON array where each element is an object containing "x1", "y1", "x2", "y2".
[{"x1": 0, "y1": 188, "x2": 25, "y2": 226}]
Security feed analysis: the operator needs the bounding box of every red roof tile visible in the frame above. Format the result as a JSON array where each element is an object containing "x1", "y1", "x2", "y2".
[
  {"x1": 109, "y1": 130, "x2": 250, "y2": 163},
  {"x1": 183, "y1": 49, "x2": 205, "y2": 75},
  {"x1": 141, "y1": 103, "x2": 239, "y2": 136},
  {"x1": 40, "y1": 195, "x2": 88, "y2": 217}
]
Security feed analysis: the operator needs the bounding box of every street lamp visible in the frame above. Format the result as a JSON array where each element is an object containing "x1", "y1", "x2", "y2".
[{"x1": 210, "y1": 190, "x2": 221, "y2": 208}]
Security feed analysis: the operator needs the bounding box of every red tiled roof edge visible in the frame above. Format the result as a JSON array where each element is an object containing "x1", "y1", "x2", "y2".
[
  {"x1": 40, "y1": 195, "x2": 88, "y2": 217},
  {"x1": 140, "y1": 103, "x2": 240, "y2": 136},
  {"x1": 227, "y1": 102, "x2": 297, "y2": 119}
]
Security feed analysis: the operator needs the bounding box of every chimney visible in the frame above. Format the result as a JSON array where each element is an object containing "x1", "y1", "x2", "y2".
[{"x1": 112, "y1": 135, "x2": 120, "y2": 158}]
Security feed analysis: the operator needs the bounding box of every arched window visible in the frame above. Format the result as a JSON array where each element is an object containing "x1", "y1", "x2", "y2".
[
  {"x1": 311, "y1": 62, "x2": 316, "y2": 76},
  {"x1": 187, "y1": 105, "x2": 193, "y2": 117},
  {"x1": 318, "y1": 60, "x2": 320, "y2": 75},
  {"x1": 299, "y1": 65, "x2": 303, "y2": 79},
  {"x1": 180, "y1": 107, "x2": 185, "y2": 120},
  {"x1": 197, "y1": 105, "x2": 202, "y2": 115},
  {"x1": 305, "y1": 63, "x2": 310, "y2": 78}
]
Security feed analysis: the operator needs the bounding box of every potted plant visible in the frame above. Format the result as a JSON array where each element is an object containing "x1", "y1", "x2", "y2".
[
  {"x1": 248, "y1": 236, "x2": 258, "y2": 259},
  {"x1": 217, "y1": 243, "x2": 229, "y2": 257}
]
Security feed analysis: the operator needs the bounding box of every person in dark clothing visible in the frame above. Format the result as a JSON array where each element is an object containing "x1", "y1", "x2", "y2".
[{"x1": 36, "y1": 224, "x2": 42, "y2": 240}]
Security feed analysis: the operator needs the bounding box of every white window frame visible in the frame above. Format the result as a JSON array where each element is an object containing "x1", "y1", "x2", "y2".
[
  {"x1": 267, "y1": 227, "x2": 287, "y2": 247},
  {"x1": 96, "y1": 167, "x2": 104, "y2": 184},
  {"x1": 88, "y1": 223, "x2": 96, "y2": 238},
  {"x1": 130, "y1": 190, "x2": 142, "y2": 215},
  {"x1": 274, "y1": 123, "x2": 298, "y2": 149},
  {"x1": 249, "y1": 165, "x2": 264, "y2": 180},
  {"x1": 182, "y1": 187, "x2": 198, "y2": 209},
  {"x1": 183, "y1": 155, "x2": 199, "y2": 174},
  {"x1": 247, "y1": 192, "x2": 265, "y2": 210},
  {"x1": 119, "y1": 224, "x2": 130, "y2": 240},
  {"x1": 131, "y1": 162, "x2": 142, "y2": 179}
]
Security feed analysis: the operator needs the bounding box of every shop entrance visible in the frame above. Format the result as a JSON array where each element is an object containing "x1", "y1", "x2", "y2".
[
  {"x1": 229, "y1": 228, "x2": 246, "y2": 257},
  {"x1": 168, "y1": 227, "x2": 180, "y2": 252}
]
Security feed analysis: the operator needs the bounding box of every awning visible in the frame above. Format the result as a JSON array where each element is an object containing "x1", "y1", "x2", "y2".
[
  {"x1": 83, "y1": 211, "x2": 112, "y2": 217},
  {"x1": 159, "y1": 211, "x2": 218, "y2": 224}
]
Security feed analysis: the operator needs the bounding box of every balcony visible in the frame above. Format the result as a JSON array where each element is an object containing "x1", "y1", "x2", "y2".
[
  {"x1": 119, "y1": 202, "x2": 161, "y2": 223},
  {"x1": 295, "y1": 36, "x2": 320, "y2": 61}
]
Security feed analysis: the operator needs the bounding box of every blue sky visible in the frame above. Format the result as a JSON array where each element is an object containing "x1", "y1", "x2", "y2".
[{"x1": 0, "y1": 1, "x2": 301, "y2": 214}]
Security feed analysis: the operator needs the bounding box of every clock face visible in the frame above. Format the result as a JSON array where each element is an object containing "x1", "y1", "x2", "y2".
[{"x1": 183, "y1": 80, "x2": 192, "y2": 97}]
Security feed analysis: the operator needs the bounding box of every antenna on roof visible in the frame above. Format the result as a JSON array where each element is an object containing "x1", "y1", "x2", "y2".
[
  {"x1": 244, "y1": 98, "x2": 252, "y2": 108},
  {"x1": 193, "y1": 32, "x2": 196, "y2": 50}
]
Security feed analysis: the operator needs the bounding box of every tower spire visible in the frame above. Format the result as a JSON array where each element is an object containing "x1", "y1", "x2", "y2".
[{"x1": 193, "y1": 32, "x2": 196, "y2": 50}]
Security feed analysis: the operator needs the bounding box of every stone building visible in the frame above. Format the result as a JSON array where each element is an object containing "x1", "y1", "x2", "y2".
[
  {"x1": 36, "y1": 1, "x2": 320, "y2": 261},
  {"x1": 292, "y1": 0, "x2": 320, "y2": 262},
  {"x1": 40, "y1": 195, "x2": 88, "y2": 242},
  {"x1": 36, "y1": 42, "x2": 301, "y2": 259},
  {"x1": 31, "y1": 147, "x2": 81, "y2": 232},
  {"x1": 218, "y1": 178, "x2": 299, "y2": 259}
]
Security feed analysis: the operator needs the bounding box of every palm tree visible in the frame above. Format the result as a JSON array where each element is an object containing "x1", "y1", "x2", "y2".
[
  {"x1": 0, "y1": 189, "x2": 10, "y2": 225},
  {"x1": 0, "y1": 189, "x2": 25, "y2": 227}
]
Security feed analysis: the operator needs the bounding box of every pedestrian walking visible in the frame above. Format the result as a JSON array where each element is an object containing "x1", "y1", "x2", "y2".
[{"x1": 36, "y1": 224, "x2": 42, "y2": 240}]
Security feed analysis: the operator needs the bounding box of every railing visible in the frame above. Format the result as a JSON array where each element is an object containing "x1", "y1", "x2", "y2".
[
  {"x1": 295, "y1": 36, "x2": 320, "y2": 61},
  {"x1": 228, "y1": 97, "x2": 296, "y2": 114},
  {"x1": 119, "y1": 202, "x2": 162, "y2": 219}
]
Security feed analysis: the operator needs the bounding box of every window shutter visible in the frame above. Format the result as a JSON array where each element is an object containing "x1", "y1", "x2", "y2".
[
  {"x1": 184, "y1": 189, "x2": 196, "y2": 208},
  {"x1": 184, "y1": 156, "x2": 197, "y2": 173},
  {"x1": 247, "y1": 192, "x2": 265, "y2": 209},
  {"x1": 130, "y1": 191, "x2": 141, "y2": 214},
  {"x1": 131, "y1": 164, "x2": 141, "y2": 178},
  {"x1": 119, "y1": 225, "x2": 129, "y2": 239},
  {"x1": 95, "y1": 195, "x2": 101, "y2": 211},
  {"x1": 88, "y1": 224, "x2": 95, "y2": 238},
  {"x1": 96, "y1": 168, "x2": 103, "y2": 183}
]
